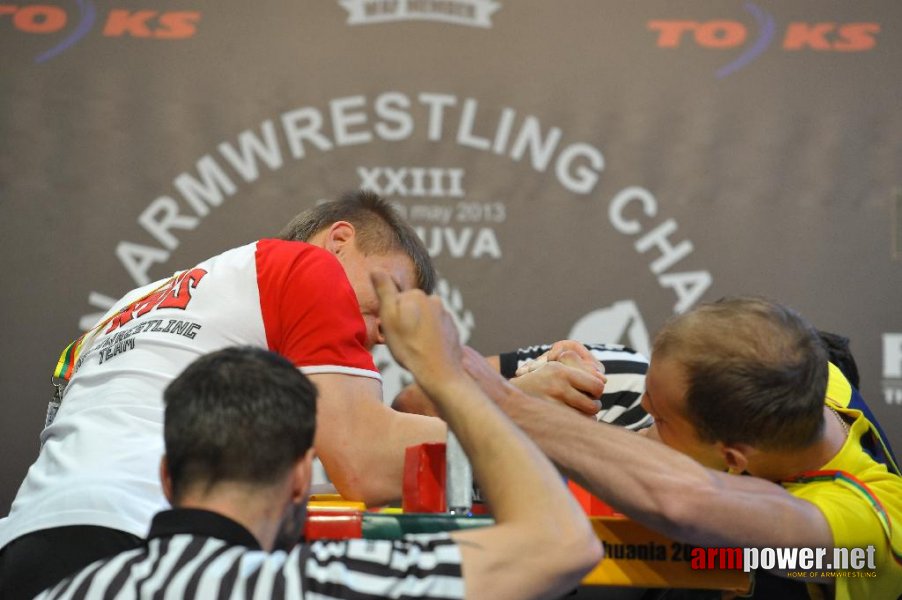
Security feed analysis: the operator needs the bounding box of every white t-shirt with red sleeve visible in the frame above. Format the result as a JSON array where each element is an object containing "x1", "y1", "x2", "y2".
[{"x1": 0, "y1": 239, "x2": 378, "y2": 548}]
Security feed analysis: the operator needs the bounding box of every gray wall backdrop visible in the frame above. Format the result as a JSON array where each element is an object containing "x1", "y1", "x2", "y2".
[{"x1": 1, "y1": 0, "x2": 901, "y2": 513}]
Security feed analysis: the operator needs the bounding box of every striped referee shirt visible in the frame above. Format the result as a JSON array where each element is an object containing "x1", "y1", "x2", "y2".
[
  {"x1": 499, "y1": 343, "x2": 651, "y2": 430},
  {"x1": 37, "y1": 509, "x2": 463, "y2": 600}
]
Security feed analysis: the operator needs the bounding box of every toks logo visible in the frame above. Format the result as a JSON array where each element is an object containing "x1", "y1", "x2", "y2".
[
  {"x1": 1, "y1": 2, "x2": 201, "y2": 63},
  {"x1": 647, "y1": 2, "x2": 879, "y2": 78}
]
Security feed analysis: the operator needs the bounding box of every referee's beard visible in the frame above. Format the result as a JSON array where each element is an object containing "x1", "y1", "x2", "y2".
[{"x1": 274, "y1": 494, "x2": 309, "y2": 551}]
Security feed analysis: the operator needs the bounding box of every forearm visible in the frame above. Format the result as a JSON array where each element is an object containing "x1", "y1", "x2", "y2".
[
  {"x1": 433, "y1": 372, "x2": 600, "y2": 600},
  {"x1": 496, "y1": 390, "x2": 800, "y2": 544},
  {"x1": 497, "y1": 386, "x2": 706, "y2": 526},
  {"x1": 493, "y1": 384, "x2": 831, "y2": 548},
  {"x1": 420, "y1": 373, "x2": 587, "y2": 533},
  {"x1": 344, "y1": 409, "x2": 446, "y2": 506},
  {"x1": 372, "y1": 281, "x2": 601, "y2": 599},
  {"x1": 310, "y1": 373, "x2": 445, "y2": 506},
  {"x1": 376, "y1": 410, "x2": 446, "y2": 499}
]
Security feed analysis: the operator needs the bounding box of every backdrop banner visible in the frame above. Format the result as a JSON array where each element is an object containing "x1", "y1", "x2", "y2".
[{"x1": 1, "y1": 0, "x2": 900, "y2": 511}]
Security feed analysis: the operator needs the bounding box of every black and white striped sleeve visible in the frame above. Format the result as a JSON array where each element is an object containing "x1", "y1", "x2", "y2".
[
  {"x1": 36, "y1": 537, "x2": 257, "y2": 600},
  {"x1": 36, "y1": 533, "x2": 463, "y2": 600},
  {"x1": 301, "y1": 533, "x2": 464, "y2": 599},
  {"x1": 499, "y1": 343, "x2": 652, "y2": 430}
]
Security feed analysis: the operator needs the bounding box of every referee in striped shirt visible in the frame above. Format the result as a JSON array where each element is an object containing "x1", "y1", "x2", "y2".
[{"x1": 36, "y1": 274, "x2": 602, "y2": 600}]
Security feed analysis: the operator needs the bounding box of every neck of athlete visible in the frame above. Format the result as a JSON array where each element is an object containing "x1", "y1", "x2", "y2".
[{"x1": 747, "y1": 406, "x2": 850, "y2": 482}]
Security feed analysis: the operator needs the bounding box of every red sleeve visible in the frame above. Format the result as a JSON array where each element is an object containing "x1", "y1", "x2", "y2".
[{"x1": 255, "y1": 239, "x2": 378, "y2": 377}]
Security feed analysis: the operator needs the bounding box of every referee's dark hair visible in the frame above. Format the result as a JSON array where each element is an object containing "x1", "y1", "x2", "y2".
[{"x1": 163, "y1": 346, "x2": 317, "y2": 502}]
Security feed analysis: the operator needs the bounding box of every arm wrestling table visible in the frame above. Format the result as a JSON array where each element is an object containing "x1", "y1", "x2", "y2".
[{"x1": 304, "y1": 439, "x2": 751, "y2": 594}]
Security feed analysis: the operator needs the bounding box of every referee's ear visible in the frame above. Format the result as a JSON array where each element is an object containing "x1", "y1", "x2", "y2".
[
  {"x1": 160, "y1": 456, "x2": 175, "y2": 505},
  {"x1": 291, "y1": 448, "x2": 316, "y2": 502}
]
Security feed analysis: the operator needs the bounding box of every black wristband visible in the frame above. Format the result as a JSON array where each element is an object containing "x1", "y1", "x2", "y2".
[{"x1": 498, "y1": 351, "x2": 520, "y2": 379}]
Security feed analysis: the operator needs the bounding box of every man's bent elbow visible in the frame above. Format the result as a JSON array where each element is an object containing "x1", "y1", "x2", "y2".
[
  {"x1": 530, "y1": 527, "x2": 603, "y2": 594},
  {"x1": 327, "y1": 464, "x2": 401, "y2": 507},
  {"x1": 535, "y1": 514, "x2": 604, "y2": 588},
  {"x1": 569, "y1": 533, "x2": 604, "y2": 580},
  {"x1": 565, "y1": 522, "x2": 604, "y2": 577}
]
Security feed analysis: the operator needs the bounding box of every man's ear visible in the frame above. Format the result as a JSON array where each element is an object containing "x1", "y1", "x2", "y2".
[
  {"x1": 291, "y1": 448, "x2": 316, "y2": 502},
  {"x1": 322, "y1": 221, "x2": 356, "y2": 256},
  {"x1": 721, "y1": 444, "x2": 751, "y2": 475},
  {"x1": 160, "y1": 456, "x2": 175, "y2": 505}
]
